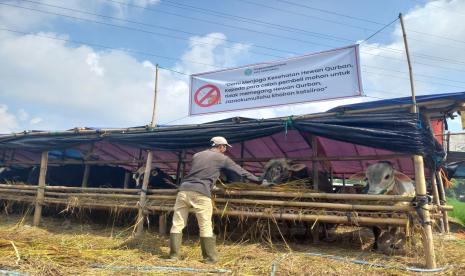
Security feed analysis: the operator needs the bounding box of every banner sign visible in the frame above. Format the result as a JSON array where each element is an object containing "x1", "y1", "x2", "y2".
[{"x1": 189, "y1": 45, "x2": 362, "y2": 116}]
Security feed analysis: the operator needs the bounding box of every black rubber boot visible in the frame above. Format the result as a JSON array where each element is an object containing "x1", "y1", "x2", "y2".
[
  {"x1": 169, "y1": 233, "x2": 182, "y2": 260},
  {"x1": 200, "y1": 236, "x2": 219, "y2": 264}
]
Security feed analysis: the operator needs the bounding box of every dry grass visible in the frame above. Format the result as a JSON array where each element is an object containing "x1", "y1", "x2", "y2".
[
  {"x1": 0, "y1": 210, "x2": 464, "y2": 276},
  {"x1": 219, "y1": 179, "x2": 315, "y2": 192}
]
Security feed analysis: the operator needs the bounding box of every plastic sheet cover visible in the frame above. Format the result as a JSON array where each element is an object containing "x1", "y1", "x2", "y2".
[{"x1": 0, "y1": 113, "x2": 445, "y2": 165}]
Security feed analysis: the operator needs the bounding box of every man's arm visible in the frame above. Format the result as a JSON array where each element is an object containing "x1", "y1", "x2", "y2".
[{"x1": 223, "y1": 157, "x2": 260, "y2": 182}]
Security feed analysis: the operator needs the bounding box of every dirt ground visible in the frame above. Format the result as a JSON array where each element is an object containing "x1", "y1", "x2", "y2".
[{"x1": 0, "y1": 211, "x2": 464, "y2": 276}]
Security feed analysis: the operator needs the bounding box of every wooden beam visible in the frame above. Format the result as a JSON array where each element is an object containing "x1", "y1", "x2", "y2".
[
  {"x1": 32, "y1": 151, "x2": 48, "y2": 227},
  {"x1": 135, "y1": 150, "x2": 153, "y2": 236},
  {"x1": 81, "y1": 165, "x2": 91, "y2": 188}
]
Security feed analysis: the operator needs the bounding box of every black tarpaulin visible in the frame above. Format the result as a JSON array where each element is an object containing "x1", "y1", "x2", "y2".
[{"x1": 0, "y1": 112, "x2": 445, "y2": 166}]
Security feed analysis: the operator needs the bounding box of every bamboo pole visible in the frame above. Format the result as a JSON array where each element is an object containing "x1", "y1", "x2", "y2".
[
  {"x1": 213, "y1": 198, "x2": 413, "y2": 212},
  {"x1": 159, "y1": 213, "x2": 167, "y2": 235},
  {"x1": 425, "y1": 114, "x2": 445, "y2": 233},
  {"x1": 123, "y1": 172, "x2": 130, "y2": 189},
  {"x1": 220, "y1": 190, "x2": 413, "y2": 201},
  {"x1": 312, "y1": 136, "x2": 319, "y2": 191},
  {"x1": 81, "y1": 165, "x2": 91, "y2": 188},
  {"x1": 413, "y1": 156, "x2": 437, "y2": 268},
  {"x1": 150, "y1": 64, "x2": 159, "y2": 128},
  {"x1": 211, "y1": 210, "x2": 408, "y2": 226},
  {"x1": 436, "y1": 174, "x2": 450, "y2": 233},
  {"x1": 32, "y1": 151, "x2": 48, "y2": 227},
  {"x1": 0, "y1": 183, "x2": 413, "y2": 201},
  {"x1": 430, "y1": 172, "x2": 444, "y2": 233},
  {"x1": 2, "y1": 153, "x2": 412, "y2": 166},
  {"x1": 36, "y1": 198, "x2": 408, "y2": 226},
  {"x1": 135, "y1": 151, "x2": 153, "y2": 236},
  {"x1": 400, "y1": 13, "x2": 436, "y2": 269}
]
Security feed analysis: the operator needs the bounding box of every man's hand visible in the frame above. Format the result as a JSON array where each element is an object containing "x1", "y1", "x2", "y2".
[{"x1": 260, "y1": 179, "x2": 273, "y2": 187}]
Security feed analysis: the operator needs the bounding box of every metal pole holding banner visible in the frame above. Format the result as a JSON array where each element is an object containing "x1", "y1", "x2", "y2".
[
  {"x1": 33, "y1": 151, "x2": 48, "y2": 226},
  {"x1": 400, "y1": 13, "x2": 436, "y2": 269}
]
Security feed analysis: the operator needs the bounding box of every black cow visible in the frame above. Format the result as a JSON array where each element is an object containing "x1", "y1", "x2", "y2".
[
  {"x1": 0, "y1": 166, "x2": 33, "y2": 184},
  {"x1": 132, "y1": 166, "x2": 178, "y2": 189},
  {"x1": 0, "y1": 164, "x2": 135, "y2": 188}
]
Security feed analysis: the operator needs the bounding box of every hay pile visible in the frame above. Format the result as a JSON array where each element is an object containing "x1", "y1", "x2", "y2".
[{"x1": 0, "y1": 213, "x2": 464, "y2": 275}]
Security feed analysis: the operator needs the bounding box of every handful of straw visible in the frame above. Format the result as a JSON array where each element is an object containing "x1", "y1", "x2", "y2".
[{"x1": 218, "y1": 179, "x2": 315, "y2": 192}]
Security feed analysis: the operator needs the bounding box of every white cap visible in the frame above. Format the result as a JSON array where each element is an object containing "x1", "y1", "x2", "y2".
[{"x1": 210, "y1": 136, "x2": 232, "y2": 147}]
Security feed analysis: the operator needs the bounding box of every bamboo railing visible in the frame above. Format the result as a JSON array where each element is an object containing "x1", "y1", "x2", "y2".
[{"x1": 0, "y1": 183, "x2": 450, "y2": 227}]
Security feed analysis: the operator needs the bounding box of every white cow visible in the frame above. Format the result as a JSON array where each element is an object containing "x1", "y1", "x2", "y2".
[{"x1": 351, "y1": 161, "x2": 415, "y2": 254}]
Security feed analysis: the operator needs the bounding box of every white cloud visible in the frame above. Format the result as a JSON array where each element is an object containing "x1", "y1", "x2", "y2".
[
  {"x1": 0, "y1": 31, "x2": 155, "y2": 130},
  {"x1": 0, "y1": 105, "x2": 19, "y2": 133},
  {"x1": 17, "y1": 108, "x2": 29, "y2": 121},
  {"x1": 86, "y1": 53, "x2": 105, "y2": 76},
  {"x1": 360, "y1": 0, "x2": 465, "y2": 99},
  {"x1": 30, "y1": 117, "x2": 43, "y2": 125},
  {"x1": 0, "y1": 0, "x2": 160, "y2": 30}
]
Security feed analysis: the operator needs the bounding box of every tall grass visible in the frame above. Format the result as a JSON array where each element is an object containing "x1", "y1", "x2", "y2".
[{"x1": 447, "y1": 197, "x2": 465, "y2": 225}]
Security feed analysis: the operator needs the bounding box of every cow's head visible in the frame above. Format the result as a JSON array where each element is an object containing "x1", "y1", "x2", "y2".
[
  {"x1": 261, "y1": 158, "x2": 306, "y2": 184},
  {"x1": 132, "y1": 166, "x2": 147, "y2": 186},
  {"x1": 351, "y1": 161, "x2": 412, "y2": 195}
]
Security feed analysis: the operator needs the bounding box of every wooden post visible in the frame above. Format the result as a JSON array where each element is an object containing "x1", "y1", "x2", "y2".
[
  {"x1": 123, "y1": 172, "x2": 130, "y2": 189},
  {"x1": 175, "y1": 151, "x2": 183, "y2": 185},
  {"x1": 425, "y1": 114, "x2": 444, "y2": 233},
  {"x1": 150, "y1": 64, "x2": 159, "y2": 128},
  {"x1": 81, "y1": 165, "x2": 91, "y2": 188},
  {"x1": 312, "y1": 136, "x2": 319, "y2": 191},
  {"x1": 437, "y1": 173, "x2": 450, "y2": 233},
  {"x1": 33, "y1": 151, "x2": 48, "y2": 227},
  {"x1": 135, "y1": 150, "x2": 153, "y2": 236},
  {"x1": 329, "y1": 167, "x2": 334, "y2": 190},
  {"x1": 240, "y1": 141, "x2": 245, "y2": 166},
  {"x1": 413, "y1": 156, "x2": 437, "y2": 268},
  {"x1": 400, "y1": 13, "x2": 436, "y2": 269},
  {"x1": 431, "y1": 172, "x2": 444, "y2": 233},
  {"x1": 159, "y1": 213, "x2": 167, "y2": 235}
]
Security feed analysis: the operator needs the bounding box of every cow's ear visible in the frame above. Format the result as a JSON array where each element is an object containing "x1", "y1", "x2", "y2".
[
  {"x1": 394, "y1": 171, "x2": 412, "y2": 182},
  {"x1": 289, "y1": 163, "x2": 306, "y2": 172},
  {"x1": 349, "y1": 172, "x2": 366, "y2": 181}
]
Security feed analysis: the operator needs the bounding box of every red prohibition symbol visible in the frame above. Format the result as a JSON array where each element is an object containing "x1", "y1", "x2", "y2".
[{"x1": 194, "y1": 84, "x2": 221, "y2": 107}]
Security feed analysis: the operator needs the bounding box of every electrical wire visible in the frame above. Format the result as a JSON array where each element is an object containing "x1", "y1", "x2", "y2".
[
  {"x1": 359, "y1": 18, "x2": 399, "y2": 43},
  {"x1": 10, "y1": 1, "x2": 465, "y2": 70},
  {"x1": 0, "y1": 27, "x2": 220, "y2": 69},
  {"x1": 18, "y1": 0, "x2": 300, "y2": 57},
  {"x1": 103, "y1": 0, "x2": 465, "y2": 66},
  {"x1": 265, "y1": 0, "x2": 465, "y2": 45},
  {"x1": 0, "y1": 2, "x2": 286, "y2": 60},
  {"x1": 2, "y1": 27, "x2": 465, "y2": 92}
]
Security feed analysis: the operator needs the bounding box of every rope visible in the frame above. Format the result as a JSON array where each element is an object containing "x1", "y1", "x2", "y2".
[
  {"x1": 413, "y1": 194, "x2": 433, "y2": 226},
  {"x1": 0, "y1": 270, "x2": 29, "y2": 276},
  {"x1": 91, "y1": 264, "x2": 231, "y2": 273},
  {"x1": 284, "y1": 116, "x2": 293, "y2": 136},
  {"x1": 270, "y1": 251, "x2": 449, "y2": 275}
]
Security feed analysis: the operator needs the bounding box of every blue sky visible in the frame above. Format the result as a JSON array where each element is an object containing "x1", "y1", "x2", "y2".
[{"x1": 1, "y1": 0, "x2": 464, "y2": 133}]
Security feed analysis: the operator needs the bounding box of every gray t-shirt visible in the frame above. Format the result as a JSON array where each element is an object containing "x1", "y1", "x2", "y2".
[{"x1": 179, "y1": 149, "x2": 259, "y2": 198}]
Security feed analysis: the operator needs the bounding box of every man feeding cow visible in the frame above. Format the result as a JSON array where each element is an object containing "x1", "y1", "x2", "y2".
[{"x1": 168, "y1": 136, "x2": 261, "y2": 263}]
